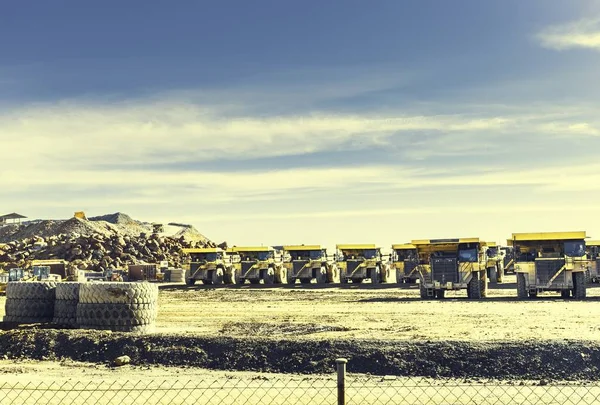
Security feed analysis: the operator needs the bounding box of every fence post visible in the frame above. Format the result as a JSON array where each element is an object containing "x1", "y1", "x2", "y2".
[{"x1": 336, "y1": 358, "x2": 347, "y2": 405}]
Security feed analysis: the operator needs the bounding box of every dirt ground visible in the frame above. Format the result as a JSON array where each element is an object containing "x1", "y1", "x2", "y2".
[
  {"x1": 2, "y1": 275, "x2": 600, "y2": 388},
  {"x1": 1, "y1": 359, "x2": 599, "y2": 405},
  {"x1": 152, "y1": 274, "x2": 600, "y2": 342}
]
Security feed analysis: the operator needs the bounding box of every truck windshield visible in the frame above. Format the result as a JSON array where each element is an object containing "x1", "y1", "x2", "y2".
[
  {"x1": 309, "y1": 250, "x2": 322, "y2": 259},
  {"x1": 258, "y1": 251, "x2": 273, "y2": 260},
  {"x1": 194, "y1": 253, "x2": 218, "y2": 261},
  {"x1": 458, "y1": 248, "x2": 478, "y2": 262},
  {"x1": 487, "y1": 247, "x2": 498, "y2": 258},
  {"x1": 363, "y1": 249, "x2": 377, "y2": 259},
  {"x1": 564, "y1": 240, "x2": 585, "y2": 257}
]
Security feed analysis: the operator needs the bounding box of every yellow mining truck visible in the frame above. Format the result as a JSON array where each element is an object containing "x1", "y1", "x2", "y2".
[
  {"x1": 390, "y1": 243, "x2": 419, "y2": 284},
  {"x1": 231, "y1": 246, "x2": 287, "y2": 285},
  {"x1": 483, "y1": 242, "x2": 505, "y2": 283},
  {"x1": 512, "y1": 232, "x2": 590, "y2": 299},
  {"x1": 336, "y1": 244, "x2": 391, "y2": 284},
  {"x1": 585, "y1": 240, "x2": 600, "y2": 283},
  {"x1": 282, "y1": 245, "x2": 339, "y2": 284},
  {"x1": 182, "y1": 247, "x2": 237, "y2": 285},
  {"x1": 412, "y1": 238, "x2": 488, "y2": 299}
]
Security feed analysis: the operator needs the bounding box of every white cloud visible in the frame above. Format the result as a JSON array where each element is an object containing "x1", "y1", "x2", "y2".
[{"x1": 537, "y1": 18, "x2": 600, "y2": 51}]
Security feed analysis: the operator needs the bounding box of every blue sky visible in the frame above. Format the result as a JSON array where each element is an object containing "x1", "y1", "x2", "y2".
[{"x1": 2, "y1": 0, "x2": 600, "y2": 248}]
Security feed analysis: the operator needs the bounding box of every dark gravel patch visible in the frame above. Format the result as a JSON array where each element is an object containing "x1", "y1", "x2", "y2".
[{"x1": 0, "y1": 327, "x2": 598, "y2": 380}]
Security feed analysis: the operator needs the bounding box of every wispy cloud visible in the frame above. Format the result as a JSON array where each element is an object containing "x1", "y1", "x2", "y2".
[{"x1": 537, "y1": 17, "x2": 600, "y2": 51}]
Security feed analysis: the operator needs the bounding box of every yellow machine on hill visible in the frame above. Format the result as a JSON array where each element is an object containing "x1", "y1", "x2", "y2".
[
  {"x1": 412, "y1": 238, "x2": 488, "y2": 299},
  {"x1": 390, "y1": 243, "x2": 419, "y2": 284},
  {"x1": 182, "y1": 247, "x2": 236, "y2": 285},
  {"x1": 282, "y1": 245, "x2": 338, "y2": 284},
  {"x1": 0, "y1": 268, "x2": 26, "y2": 295},
  {"x1": 336, "y1": 244, "x2": 391, "y2": 284},
  {"x1": 230, "y1": 246, "x2": 287, "y2": 285},
  {"x1": 483, "y1": 242, "x2": 505, "y2": 283},
  {"x1": 511, "y1": 232, "x2": 590, "y2": 299}
]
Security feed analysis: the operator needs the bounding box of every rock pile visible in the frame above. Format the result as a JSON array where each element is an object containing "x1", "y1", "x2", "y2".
[{"x1": 0, "y1": 213, "x2": 222, "y2": 271}]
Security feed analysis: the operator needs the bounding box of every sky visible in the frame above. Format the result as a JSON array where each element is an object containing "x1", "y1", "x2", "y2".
[{"x1": 2, "y1": 0, "x2": 600, "y2": 249}]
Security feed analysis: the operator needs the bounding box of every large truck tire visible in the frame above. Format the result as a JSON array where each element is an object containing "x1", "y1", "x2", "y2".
[
  {"x1": 6, "y1": 281, "x2": 57, "y2": 300},
  {"x1": 211, "y1": 268, "x2": 224, "y2": 285},
  {"x1": 56, "y1": 282, "x2": 81, "y2": 301},
  {"x1": 79, "y1": 323, "x2": 156, "y2": 333},
  {"x1": 380, "y1": 265, "x2": 390, "y2": 283},
  {"x1": 275, "y1": 267, "x2": 287, "y2": 284},
  {"x1": 316, "y1": 267, "x2": 327, "y2": 284},
  {"x1": 77, "y1": 303, "x2": 157, "y2": 326},
  {"x1": 286, "y1": 269, "x2": 295, "y2": 285},
  {"x1": 517, "y1": 273, "x2": 528, "y2": 299},
  {"x1": 79, "y1": 282, "x2": 158, "y2": 304},
  {"x1": 223, "y1": 268, "x2": 236, "y2": 285},
  {"x1": 5, "y1": 298, "x2": 54, "y2": 318},
  {"x1": 496, "y1": 262, "x2": 504, "y2": 283},
  {"x1": 573, "y1": 272, "x2": 587, "y2": 299},
  {"x1": 370, "y1": 267, "x2": 380, "y2": 284},
  {"x1": 326, "y1": 265, "x2": 339, "y2": 283},
  {"x1": 467, "y1": 272, "x2": 483, "y2": 299},
  {"x1": 395, "y1": 268, "x2": 403, "y2": 284},
  {"x1": 263, "y1": 268, "x2": 275, "y2": 285},
  {"x1": 419, "y1": 283, "x2": 429, "y2": 299},
  {"x1": 488, "y1": 266, "x2": 498, "y2": 283},
  {"x1": 185, "y1": 269, "x2": 196, "y2": 286},
  {"x1": 3, "y1": 316, "x2": 52, "y2": 324},
  {"x1": 480, "y1": 271, "x2": 488, "y2": 298}
]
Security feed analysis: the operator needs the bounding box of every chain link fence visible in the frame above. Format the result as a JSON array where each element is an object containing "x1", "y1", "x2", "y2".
[{"x1": 2, "y1": 359, "x2": 600, "y2": 405}]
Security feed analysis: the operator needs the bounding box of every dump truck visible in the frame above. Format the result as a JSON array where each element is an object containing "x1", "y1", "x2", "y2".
[
  {"x1": 282, "y1": 245, "x2": 338, "y2": 284},
  {"x1": 586, "y1": 240, "x2": 600, "y2": 283},
  {"x1": 512, "y1": 232, "x2": 590, "y2": 299},
  {"x1": 483, "y1": 242, "x2": 505, "y2": 283},
  {"x1": 412, "y1": 238, "x2": 488, "y2": 299},
  {"x1": 182, "y1": 247, "x2": 236, "y2": 285},
  {"x1": 231, "y1": 246, "x2": 287, "y2": 285},
  {"x1": 390, "y1": 243, "x2": 419, "y2": 283},
  {"x1": 335, "y1": 244, "x2": 391, "y2": 284}
]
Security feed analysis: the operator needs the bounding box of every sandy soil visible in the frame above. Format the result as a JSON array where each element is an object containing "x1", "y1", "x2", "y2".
[
  {"x1": 153, "y1": 275, "x2": 600, "y2": 342},
  {"x1": 2, "y1": 275, "x2": 600, "y2": 342},
  {"x1": 1, "y1": 360, "x2": 598, "y2": 405}
]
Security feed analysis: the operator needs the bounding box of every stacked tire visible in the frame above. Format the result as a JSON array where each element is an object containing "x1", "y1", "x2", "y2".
[
  {"x1": 3, "y1": 281, "x2": 57, "y2": 324},
  {"x1": 53, "y1": 282, "x2": 81, "y2": 327},
  {"x1": 77, "y1": 282, "x2": 158, "y2": 333},
  {"x1": 168, "y1": 268, "x2": 186, "y2": 283}
]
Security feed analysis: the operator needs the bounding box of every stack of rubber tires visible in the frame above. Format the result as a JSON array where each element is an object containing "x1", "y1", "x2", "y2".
[
  {"x1": 3, "y1": 281, "x2": 57, "y2": 324},
  {"x1": 77, "y1": 282, "x2": 158, "y2": 333},
  {"x1": 53, "y1": 282, "x2": 81, "y2": 327},
  {"x1": 168, "y1": 268, "x2": 186, "y2": 283}
]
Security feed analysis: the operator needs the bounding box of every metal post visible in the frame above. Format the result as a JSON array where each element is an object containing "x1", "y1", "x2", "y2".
[{"x1": 336, "y1": 358, "x2": 347, "y2": 405}]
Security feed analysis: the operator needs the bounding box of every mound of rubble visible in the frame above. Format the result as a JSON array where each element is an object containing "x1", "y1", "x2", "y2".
[{"x1": 0, "y1": 213, "x2": 221, "y2": 272}]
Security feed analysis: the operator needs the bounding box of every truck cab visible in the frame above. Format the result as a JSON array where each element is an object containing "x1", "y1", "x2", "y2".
[
  {"x1": 282, "y1": 245, "x2": 338, "y2": 284},
  {"x1": 230, "y1": 246, "x2": 286, "y2": 285},
  {"x1": 336, "y1": 244, "x2": 390, "y2": 284},
  {"x1": 483, "y1": 242, "x2": 505, "y2": 283},
  {"x1": 512, "y1": 232, "x2": 590, "y2": 299},
  {"x1": 412, "y1": 238, "x2": 488, "y2": 299},
  {"x1": 182, "y1": 247, "x2": 236, "y2": 285},
  {"x1": 390, "y1": 244, "x2": 419, "y2": 284}
]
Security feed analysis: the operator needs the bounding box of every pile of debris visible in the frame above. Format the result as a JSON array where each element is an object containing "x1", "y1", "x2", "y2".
[{"x1": 0, "y1": 213, "x2": 223, "y2": 272}]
